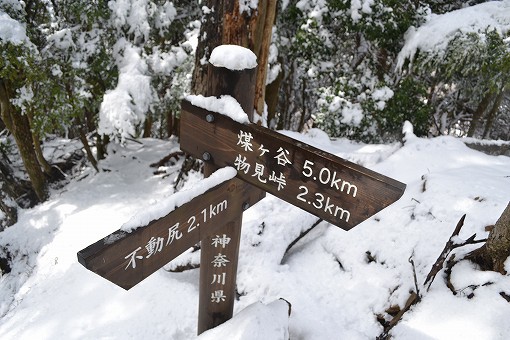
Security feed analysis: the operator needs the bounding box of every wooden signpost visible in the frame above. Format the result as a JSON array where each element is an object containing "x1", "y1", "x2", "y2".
[{"x1": 77, "y1": 45, "x2": 406, "y2": 335}]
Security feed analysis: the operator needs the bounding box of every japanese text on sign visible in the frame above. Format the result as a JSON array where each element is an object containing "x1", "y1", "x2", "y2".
[
  {"x1": 210, "y1": 234, "x2": 232, "y2": 304},
  {"x1": 234, "y1": 129, "x2": 358, "y2": 222},
  {"x1": 124, "y1": 199, "x2": 229, "y2": 270}
]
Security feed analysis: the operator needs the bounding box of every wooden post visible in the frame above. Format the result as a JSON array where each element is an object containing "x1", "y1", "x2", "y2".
[{"x1": 197, "y1": 62, "x2": 264, "y2": 334}]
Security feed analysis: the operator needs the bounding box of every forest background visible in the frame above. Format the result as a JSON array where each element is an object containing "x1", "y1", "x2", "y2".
[{"x1": 1, "y1": 0, "x2": 510, "y2": 229}]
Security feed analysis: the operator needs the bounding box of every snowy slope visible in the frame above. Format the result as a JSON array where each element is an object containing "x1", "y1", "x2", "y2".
[{"x1": 0, "y1": 129, "x2": 509, "y2": 340}]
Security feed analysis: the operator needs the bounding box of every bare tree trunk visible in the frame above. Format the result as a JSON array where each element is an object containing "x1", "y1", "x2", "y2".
[
  {"x1": 183, "y1": 0, "x2": 278, "y2": 181},
  {"x1": 0, "y1": 79, "x2": 48, "y2": 202},
  {"x1": 265, "y1": 60, "x2": 283, "y2": 127},
  {"x1": 0, "y1": 190, "x2": 17, "y2": 231},
  {"x1": 75, "y1": 117, "x2": 99, "y2": 173},
  {"x1": 253, "y1": 0, "x2": 277, "y2": 123},
  {"x1": 96, "y1": 134, "x2": 109, "y2": 161},
  {"x1": 467, "y1": 202, "x2": 510, "y2": 274},
  {"x1": 143, "y1": 113, "x2": 152, "y2": 138},
  {"x1": 278, "y1": 60, "x2": 295, "y2": 130},
  {"x1": 0, "y1": 159, "x2": 18, "y2": 230},
  {"x1": 192, "y1": 0, "x2": 277, "y2": 119},
  {"x1": 467, "y1": 92, "x2": 492, "y2": 137},
  {"x1": 482, "y1": 90, "x2": 504, "y2": 139},
  {"x1": 165, "y1": 110, "x2": 180, "y2": 138},
  {"x1": 0, "y1": 148, "x2": 38, "y2": 229},
  {"x1": 26, "y1": 108, "x2": 54, "y2": 176}
]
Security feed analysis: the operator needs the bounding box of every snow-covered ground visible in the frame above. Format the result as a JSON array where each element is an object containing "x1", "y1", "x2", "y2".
[{"x1": 0, "y1": 127, "x2": 509, "y2": 339}]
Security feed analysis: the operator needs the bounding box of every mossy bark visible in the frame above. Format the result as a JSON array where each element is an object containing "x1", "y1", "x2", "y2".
[{"x1": 0, "y1": 79, "x2": 48, "y2": 202}]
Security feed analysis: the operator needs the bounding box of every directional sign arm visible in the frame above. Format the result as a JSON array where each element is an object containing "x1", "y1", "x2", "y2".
[
  {"x1": 180, "y1": 100, "x2": 406, "y2": 231},
  {"x1": 77, "y1": 178, "x2": 253, "y2": 290}
]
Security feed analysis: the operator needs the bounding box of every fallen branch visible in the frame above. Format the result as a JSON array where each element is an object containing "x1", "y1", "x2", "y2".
[
  {"x1": 500, "y1": 292, "x2": 510, "y2": 303},
  {"x1": 377, "y1": 291, "x2": 420, "y2": 339},
  {"x1": 388, "y1": 292, "x2": 419, "y2": 332},
  {"x1": 280, "y1": 218, "x2": 323, "y2": 264},
  {"x1": 165, "y1": 262, "x2": 200, "y2": 273},
  {"x1": 150, "y1": 150, "x2": 185, "y2": 168},
  {"x1": 164, "y1": 244, "x2": 201, "y2": 272},
  {"x1": 174, "y1": 155, "x2": 202, "y2": 190},
  {"x1": 377, "y1": 256, "x2": 422, "y2": 339},
  {"x1": 424, "y1": 215, "x2": 486, "y2": 290},
  {"x1": 378, "y1": 213, "x2": 497, "y2": 338}
]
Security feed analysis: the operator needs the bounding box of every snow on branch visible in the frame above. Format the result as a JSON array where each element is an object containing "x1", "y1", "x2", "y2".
[
  {"x1": 98, "y1": 40, "x2": 153, "y2": 141},
  {"x1": 397, "y1": 1, "x2": 510, "y2": 70},
  {"x1": 0, "y1": 12, "x2": 31, "y2": 46}
]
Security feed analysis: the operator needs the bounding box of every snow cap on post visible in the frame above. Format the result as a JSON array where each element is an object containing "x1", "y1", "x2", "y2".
[
  {"x1": 209, "y1": 44, "x2": 258, "y2": 71},
  {"x1": 205, "y1": 45, "x2": 258, "y2": 119}
]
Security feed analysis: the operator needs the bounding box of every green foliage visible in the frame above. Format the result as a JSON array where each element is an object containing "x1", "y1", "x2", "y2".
[
  {"x1": 411, "y1": 27, "x2": 510, "y2": 136},
  {"x1": 145, "y1": 2, "x2": 200, "y2": 138},
  {"x1": 279, "y1": 0, "x2": 510, "y2": 141},
  {"x1": 315, "y1": 65, "x2": 430, "y2": 142},
  {"x1": 329, "y1": 0, "x2": 422, "y2": 53},
  {"x1": 425, "y1": 0, "x2": 485, "y2": 14},
  {"x1": 0, "y1": 1, "x2": 115, "y2": 137},
  {"x1": 275, "y1": 0, "x2": 427, "y2": 140},
  {"x1": 381, "y1": 77, "x2": 430, "y2": 138},
  {"x1": 26, "y1": 1, "x2": 117, "y2": 136},
  {"x1": 433, "y1": 29, "x2": 510, "y2": 92},
  {"x1": 3, "y1": 0, "x2": 508, "y2": 146},
  {"x1": 150, "y1": 47, "x2": 194, "y2": 138},
  {"x1": 0, "y1": 43, "x2": 37, "y2": 86},
  {"x1": 1, "y1": 0, "x2": 196, "y2": 142}
]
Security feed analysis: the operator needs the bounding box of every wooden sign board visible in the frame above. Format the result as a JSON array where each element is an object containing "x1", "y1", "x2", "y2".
[
  {"x1": 77, "y1": 178, "x2": 262, "y2": 290},
  {"x1": 180, "y1": 100, "x2": 406, "y2": 231}
]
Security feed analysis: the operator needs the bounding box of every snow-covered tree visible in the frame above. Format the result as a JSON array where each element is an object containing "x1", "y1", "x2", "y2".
[
  {"x1": 96, "y1": 0, "x2": 196, "y2": 142},
  {"x1": 271, "y1": 0, "x2": 510, "y2": 142},
  {"x1": 273, "y1": 0, "x2": 429, "y2": 141},
  {"x1": 397, "y1": 0, "x2": 510, "y2": 138},
  {"x1": 1, "y1": 0, "x2": 50, "y2": 201},
  {"x1": 0, "y1": 0, "x2": 198, "y2": 218}
]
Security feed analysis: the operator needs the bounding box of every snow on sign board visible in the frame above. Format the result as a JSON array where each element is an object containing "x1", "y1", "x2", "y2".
[
  {"x1": 180, "y1": 100, "x2": 406, "y2": 230},
  {"x1": 77, "y1": 177, "x2": 261, "y2": 290}
]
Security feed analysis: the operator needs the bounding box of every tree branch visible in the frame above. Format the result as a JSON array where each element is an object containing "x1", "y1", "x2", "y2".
[
  {"x1": 424, "y1": 214, "x2": 486, "y2": 291},
  {"x1": 280, "y1": 218, "x2": 323, "y2": 264}
]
